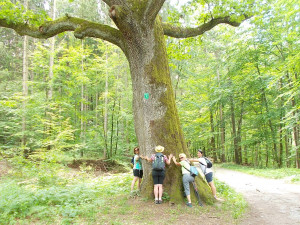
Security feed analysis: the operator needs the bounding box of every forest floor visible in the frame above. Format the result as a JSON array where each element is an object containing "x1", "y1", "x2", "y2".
[
  {"x1": 0, "y1": 159, "x2": 241, "y2": 224},
  {"x1": 2, "y1": 158, "x2": 299, "y2": 224},
  {"x1": 0, "y1": 160, "x2": 11, "y2": 177},
  {"x1": 215, "y1": 168, "x2": 300, "y2": 225}
]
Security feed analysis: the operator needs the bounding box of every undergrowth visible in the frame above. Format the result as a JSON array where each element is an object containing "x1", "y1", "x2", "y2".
[
  {"x1": 0, "y1": 156, "x2": 132, "y2": 224},
  {"x1": 0, "y1": 156, "x2": 248, "y2": 224}
]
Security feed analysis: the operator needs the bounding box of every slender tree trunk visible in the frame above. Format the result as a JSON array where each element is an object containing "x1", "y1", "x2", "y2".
[
  {"x1": 255, "y1": 144, "x2": 258, "y2": 167},
  {"x1": 230, "y1": 92, "x2": 240, "y2": 164},
  {"x1": 103, "y1": 45, "x2": 109, "y2": 159},
  {"x1": 115, "y1": 98, "x2": 121, "y2": 155},
  {"x1": 220, "y1": 103, "x2": 226, "y2": 162},
  {"x1": 48, "y1": 0, "x2": 56, "y2": 100},
  {"x1": 237, "y1": 99, "x2": 244, "y2": 164},
  {"x1": 287, "y1": 71, "x2": 299, "y2": 168},
  {"x1": 217, "y1": 68, "x2": 226, "y2": 162},
  {"x1": 22, "y1": 0, "x2": 29, "y2": 151},
  {"x1": 265, "y1": 144, "x2": 269, "y2": 167},
  {"x1": 80, "y1": 40, "x2": 85, "y2": 157},
  {"x1": 110, "y1": 99, "x2": 116, "y2": 158},
  {"x1": 209, "y1": 108, "x2": 217, "y2": 162},
  {"x1": 285, "y1": 134, "x2": 290, "y2": 167},
  {"x1": 257, "y1": 68, "x2": 278, "y2": 166},
  {"x1": 278, "y1": 47, "x2": 299, "y2": 168},
  {"x1": 279, "y1": 79, "x2": 284, "y2": 168}
]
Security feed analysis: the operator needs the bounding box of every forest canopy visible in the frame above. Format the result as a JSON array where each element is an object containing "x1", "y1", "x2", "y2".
[{"x1": 0, "y1": 0, "x2": 299, "y2": 169}]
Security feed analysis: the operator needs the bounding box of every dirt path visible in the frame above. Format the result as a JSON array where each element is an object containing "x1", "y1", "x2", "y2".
[{"x1": 215, "y1": 168, "x2": 300, "y2": 225}]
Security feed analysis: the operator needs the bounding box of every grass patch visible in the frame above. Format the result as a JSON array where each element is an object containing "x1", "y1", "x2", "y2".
[
  {"x1": 219, "y1": 163, "x2": 300, "y2": 184},
  {"x1": 215, "y1": 178, "x2": 248, "y2": 219},
  {"x1": 0, "y1": 157, "x2": 249, "y2": 224},
  {"x1": 0, "y1": 157, "x2": 132, "y2": 224}
]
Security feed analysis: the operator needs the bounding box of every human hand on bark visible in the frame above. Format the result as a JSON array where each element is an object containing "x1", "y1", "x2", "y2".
[{"x1": 140, "y1": 155, "x2": 150, "y2": 162}]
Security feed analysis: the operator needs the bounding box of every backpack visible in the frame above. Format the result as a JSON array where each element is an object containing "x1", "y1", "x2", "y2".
[
  {"x1": 190, "y1": 166, "x2": 199, "y2": 177},
  {"x1": 131, "y1": 156, "x2": 134, "y2": 165},
  {"x1": 152, "y1": 153, "x2": 165, "y2": 171},
  {"x1": 205, "y1": 157, "x2": 213, "y2": 168},
  {"x1": 200, "y1": 157, "x2": 213, "y2": 168}
]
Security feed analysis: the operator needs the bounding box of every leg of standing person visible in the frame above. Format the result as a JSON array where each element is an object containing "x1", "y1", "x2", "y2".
[
  {"x1": 157, "y1": 171, "x2": 165, "y2": 203},
  {"x1": 138, "y1": 177, "x2": 142, "y2": 190},
  {"x1": 182, "y1": 174, "x2": 194, "y2": 207},
  {"x1": 206, "y1": 172, "x2": 223, "y2": 201},
  {"x1": 152, "y1": 171, "x2": 160, "y2": 204},
  {"x1": 137, "y1": 170, "x2": 143, "y2": 191},
  {"x1": 158, "y1": 184, "x2": 163, "y2": 202},
  {"x1": 154, "y1": 185, "x2": 159, "y2": 202},
  {"x1": 208, "y1": 181, "x2": 217, "y2": 197},
  {"x1": 131, "y1": 176, "x2": 138, "y2": 191}
]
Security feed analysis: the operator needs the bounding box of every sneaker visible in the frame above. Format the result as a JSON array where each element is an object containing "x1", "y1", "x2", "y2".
[
  {"x1": 155, "y1": 200, "x2": 159, "y2": 204},
  {"x1": 186, "y1": 202, "x2": 192, "y2": 207},
  {"x1": 214, "y1": 197, "x2": 224, "y2": 202},
  {"x1": 158, "y1": 200, "x2": 162, "y2": 204}
]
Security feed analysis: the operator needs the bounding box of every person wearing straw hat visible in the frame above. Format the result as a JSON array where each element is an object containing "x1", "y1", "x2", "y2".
[{"x1": 143, "y1": 145, "x2": 173, "y2": 204}]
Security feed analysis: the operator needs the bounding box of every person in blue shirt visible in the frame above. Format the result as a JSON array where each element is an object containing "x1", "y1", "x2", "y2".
[{"x1": 131, "y1": 147, "x2": 143, "y2": 193}]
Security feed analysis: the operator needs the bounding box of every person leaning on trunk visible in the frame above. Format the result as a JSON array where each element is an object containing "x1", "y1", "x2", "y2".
[{"x1": 189, "y1": 149, "x2": 223, "y2": 201}]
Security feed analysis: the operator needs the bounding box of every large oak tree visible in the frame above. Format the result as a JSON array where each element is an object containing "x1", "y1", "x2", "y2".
[{"x1": 0, "y1": 0, "x2": 252, "y2": 203}]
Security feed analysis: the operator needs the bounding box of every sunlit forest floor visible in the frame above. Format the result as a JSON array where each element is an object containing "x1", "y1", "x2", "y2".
[{"x1": 0, "y1": 158, "x2": 246, "y2": 225}]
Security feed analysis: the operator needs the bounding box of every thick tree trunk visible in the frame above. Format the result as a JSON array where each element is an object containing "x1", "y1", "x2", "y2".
[{"x1": 122, "y1": 18, "x2": 213, "y2": 203}]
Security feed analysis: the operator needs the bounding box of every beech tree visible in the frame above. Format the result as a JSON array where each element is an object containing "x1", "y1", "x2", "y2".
[{"x1": 0, "y1": 0, "x2": 253, "y2": 202}]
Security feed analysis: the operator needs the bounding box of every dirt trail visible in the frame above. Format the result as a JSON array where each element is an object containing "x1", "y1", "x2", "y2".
[{"x1": 215, "y1": 168, "x2": 300, "y2": 225}]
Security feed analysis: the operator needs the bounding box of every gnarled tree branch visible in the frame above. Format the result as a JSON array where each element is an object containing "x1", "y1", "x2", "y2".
[
  {"x1": 143, "y1": 0, "x2": 166, "y2": 24},
  {"x1": 102, "y1": 0, "x2": 126, "y2": 7},
  {"x1": 162, "y1": 16, "x2": 246, "y2": 38},
  {"x1": 0, "y1": 16, "x2": 125, "y2": 51}
]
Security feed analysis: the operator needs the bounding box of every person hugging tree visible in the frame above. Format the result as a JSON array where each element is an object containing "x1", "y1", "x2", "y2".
[{"x1": 189, "y1": 149, "x2": 223, "y2": 201}]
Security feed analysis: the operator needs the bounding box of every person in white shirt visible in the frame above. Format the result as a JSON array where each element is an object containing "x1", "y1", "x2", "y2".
[{"x1": 189, "y1": 149, "x2": 223, "y2": 201}]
